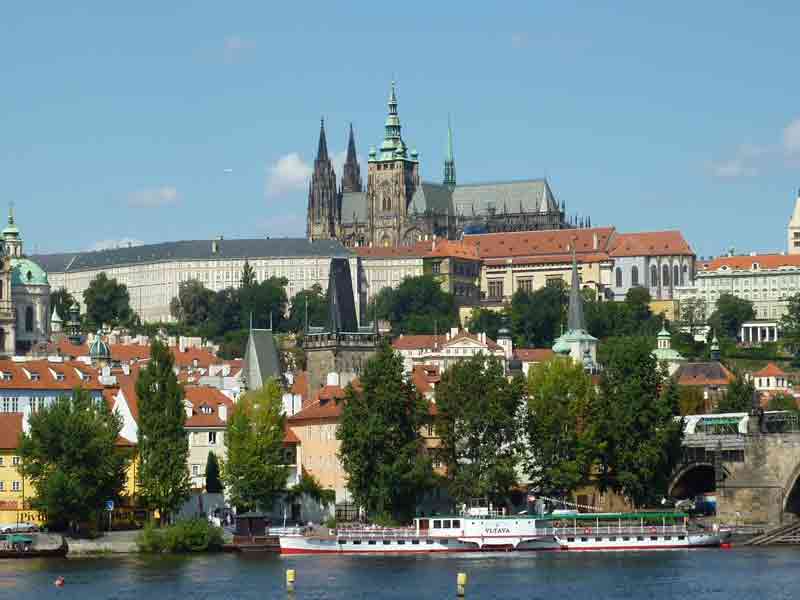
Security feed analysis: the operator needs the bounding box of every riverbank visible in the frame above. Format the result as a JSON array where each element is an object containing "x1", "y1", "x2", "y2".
[{"x1": 65, "y1": 531, "x2": 139, "y2": 556}]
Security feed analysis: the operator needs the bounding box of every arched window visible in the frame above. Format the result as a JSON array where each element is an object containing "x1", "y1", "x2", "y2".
[
  {"x1": 682, "y1": 264, "x2": 688, "y2": 285},
  {"x1": 673, "y1": 265, "x2": 680, "y2": 287},
  {"x1": 662, "y1": 265, "x2": 670, "y2": 287},
  {"x1": 650, "y1": 265, "x2": 658, "y2": 287},
  {"x1": 25, "y1": 306, "x2": 34, "y2": 333},
  {"x1": 0, "y1": 280, "x2": 3, "y2": 299},
  {"x1": 615, "y1": 267, "x2": 623, "y2": 288},
  {"x1": 631, "y1": 266, "x2": 639, "y2": 287}
]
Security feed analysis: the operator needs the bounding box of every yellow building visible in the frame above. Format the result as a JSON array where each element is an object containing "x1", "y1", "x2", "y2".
[{"x1": 465, "y1": 228, "x2": 615, "y2": 305}]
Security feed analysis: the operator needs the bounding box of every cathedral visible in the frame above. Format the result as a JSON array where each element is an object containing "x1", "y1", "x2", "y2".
[{"x1": 307, "y1": 82, "x2": 583, "y2": 247}]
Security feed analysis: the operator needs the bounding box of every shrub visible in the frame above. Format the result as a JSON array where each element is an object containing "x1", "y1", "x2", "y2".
[
  {"x1": 323, "y1": 516, "x2": 337, "y2": 530},
  {"x1": 136, "y1": 518, "x2": 223, "y2": 553}
]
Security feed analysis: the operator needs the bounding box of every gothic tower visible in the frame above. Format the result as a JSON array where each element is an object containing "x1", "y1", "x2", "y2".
[
  {"x1": 307, "y1": 119, "x2": 339, "y2": 240},
  {"x1": 366, "y1": 81, "x2": 420, "y2": 247},
  {"x1": 340, "y1": 123, "x2": 362, "y2": 194},
  {"x1": 443, "y1": 116, "x2": 456, "y2": 188}
]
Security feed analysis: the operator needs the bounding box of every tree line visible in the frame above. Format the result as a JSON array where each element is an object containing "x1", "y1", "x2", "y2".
[{"x1": 336, "y1": 337, "x2": 683, "y2": 523}]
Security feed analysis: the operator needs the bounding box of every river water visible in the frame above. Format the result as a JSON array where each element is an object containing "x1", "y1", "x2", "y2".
[{"x1": 1, "y1": 548, "x2": 798, "y2": 599}]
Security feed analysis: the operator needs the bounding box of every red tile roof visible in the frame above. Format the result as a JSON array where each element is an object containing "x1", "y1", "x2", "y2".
[
  {"x1": 355, "y1": 239, "x2": 479, "y2": 260},
  {"x1": 700, "y1": 254, "x2": 800, "y2": 272},
  {"x1": 465, "y1": 227, "x2": 616, "y2": 259},
  {"x1": 0, "y1": 359, "x2": 102, "y2": 391},
  {"x1": 412, "y1": 365, "x2": 440, "y2": 395},
  {"x1": 114, "y1": 366, "x2": 141, "y2": 421},
  {"x1": 752, "y1": 363, "x2": 787, "y2": 378},
  {"x1": 0, "y1": 413, "x2": 22, "y2": 449},
  {"x1": 288, "y1": 396, "x2": 344, "y2": 421},
  {"x1": 283, "y1": 426, "x2": 300, "y2": 445},
  {"x1": 676, "y1": 362, "x2": 735, "y2": 387},
  {"x1": 609, "y1": 231, "x2": 693, "y2": 257},
  {"x1": 514, "y1": 348, "x2": 555, "y2": 363},
  {"x1": 184, "y1": 386, "x2": 234, "y2": 428},
  {"x1": 291, "y1": 372, "x2": 310, "y2": 406},
  {"x1": 392, "y1": 332, "x2": 502, "y2": 352},
  {"x1": 57, "y1": 340, "x2": 220, "y2": 370}
]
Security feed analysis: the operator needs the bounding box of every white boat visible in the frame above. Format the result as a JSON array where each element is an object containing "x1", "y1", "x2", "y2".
[{"x1": 279, "y1": 510, "x2": 728, "y2": 555}]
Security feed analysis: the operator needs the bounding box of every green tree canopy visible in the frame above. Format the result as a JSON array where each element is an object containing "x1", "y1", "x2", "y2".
[
  {"x1": 286, "y1": 284, "x2": 329, "y2": 333},
  {"x1": 767, "y1": 393, "x2": 798, "y2": 412},
  {"x1": 509, "y1": 283, "x2": 566, "y2": 348},
  {"x1": 717, "y1": 371, "x2": 755, "y2": 413},
  {"x1": 465, "y1": 307, "x2": 508, "y2": 341},
  {"x1": 222, "y1": 379, "x2": 289, "y2": 512},
  {"x1": 238, "y1": 277, "x2": 289, "y2": 331},
  {"x1": 780, "y1": 292, "x2": 800, "y2": 354},
  {"x1": 524, "y1": 358, "x2": 596, "y2": 497},
  {"x1": 170, "y1": 280, "x2": 215, "y2": 327},
  {"x1": 709, "y1": 293, "x2": 755, "y2": 340},
  {"x1": 19, "y1": 388, "x2": 131, "y2": 531},
  {"x1": 205, "y1": 451, "x2": 223, "y2": 494},
  {"x1": 434, "y1": 354, "x2": 524, "y2": 507},
  {"x1": 592, "y1": 337, "x2": 683, "y2": 506},
  {"x1": 136, "y1": 340, "x2": 191, "y2": 524},
  {"x1": 583, "y1": 287, "x2": 662, "y2": 339},
  {"x1": 337, "y1": 341, "x2": 433, "y2": 521},
  {"x1": 83, "y1": 272, "x2": 133, "y2": 329},
  {"x1": 372, "y1": 275, "x2": 457, "y2": 335},
  {"x1": 240, "y1": 260, "x2": 256, "y2": 288},
  {"x1": 50, "y1": 288, "x2": 76, "y2": 323}
]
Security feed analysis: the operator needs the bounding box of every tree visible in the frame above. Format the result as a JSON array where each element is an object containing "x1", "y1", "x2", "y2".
[
  {"x1": 83, "y1": 272, "x2": 133, "y2": 329},
  {"x1": 136, "y1": 341, "x2": 191, "y2": 525},
  {"x1": 19, "y1": 388, "x2": 131, "y2": 532},
  {"x1": 717, "y1": 371, "x2": 755, "y2": 413},
  {"x1": 238, "y1": 277, "x2": 289, "y2": 331},
  {"x1": 780, "y1": 292, "x2": 800, "y2": 353},
  {"x1": 768, "y1": 393, "x2": 798, "y2": 412},
  {"x1": 709, "y1": 293, "x2": 755, "y2": 340},
  {"x1": 625, "y1": 287, "x2": 653, "y2": 324},
  {"x1": 50, "y1": 288, "x2": 75, "y2": 323},
  {"x1": 371, "y1": 275, "x2": 457, "y2": 335},
  {"x1": 679, "y1": 385, "x2": 706, "y2": 415},
  {"x1": 524, "y1": 358, "x2": 596, "y2": 497},
  {"x1": 205, "y1": 452, "x2": 223, "y2": 494},
  {"x1": 465, "y1": 307, "x2": 508, "y2": 341},
  {"x1": 240, "y1": 260, "x2": 256, "y2": 288},
  {"x1": 592, "y1": 337, "x2": 683, "y2": 506},
  {"x1": 509, "y1": 283, "x2": 566, "y2": 348},
  {"x1": 286, "y1": 284, "x2": 329, "y2": 333},
  {"x1": 170, "y1": 280, "x2": 214, "y2": 327},
  {"x1": 222, "y1": 379, "x2": 289, "y2": 512},
  {"x1": 338, "y1": 341, "x2": 433, "y2": 521},
  {"x1": 435, "y1": 355, "x2": 523, "y2": 506},
  {"x1": 678, "y1": 297, "x2": 708, "y2": 338}
]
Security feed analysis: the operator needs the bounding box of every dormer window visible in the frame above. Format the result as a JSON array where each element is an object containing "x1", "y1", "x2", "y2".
[
  {"x1": 752, "y1": 263, "x2": 759, "y2": 270},
  {"x1": 55, "y1": 372, "x2": 64, "y2": 381},
  {"x1": 1, "y1": 371, "x2": 11, "y2": 381},
  {"x1": 26, "y1": 270, "x2": 32, "y2": 281},
  {"x1": 30, "y1": 372, "x2": 40, "y2": 381},
  {"x1": 200, "y1": 405, "x2": 213, "y2": 415}
]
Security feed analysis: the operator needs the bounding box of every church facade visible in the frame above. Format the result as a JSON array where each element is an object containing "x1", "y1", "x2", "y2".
[{"x1": 307, "y1": 82, "x2": 581, "y2": 248}]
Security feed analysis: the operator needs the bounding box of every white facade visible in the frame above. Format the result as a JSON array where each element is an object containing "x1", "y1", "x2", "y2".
[
  {"x1": 393, "y1": 328, "x2": 507, "y2": 374},
  {"x1": 42, "y1": 243, "x2": 359, "y2": 323},
  {"x1": 357, "y1": 255, "x2": 424, "y2": 303}
]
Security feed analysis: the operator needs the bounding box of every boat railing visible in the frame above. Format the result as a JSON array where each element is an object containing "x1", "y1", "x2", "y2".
[
  {"x1": 552, "y1": 525, "x2": 687, "y2": 536},
  {"x1": 333, "y1": 527, "x2": 419, "y2": 539},
  {"x1": 267, "y1": 526, "x2": 304, "y2": 536}
]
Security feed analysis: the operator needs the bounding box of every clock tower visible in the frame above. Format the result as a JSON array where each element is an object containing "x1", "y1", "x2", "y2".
[{"x1": 366, "y1": 82, "x2": 419, "y2": 247}]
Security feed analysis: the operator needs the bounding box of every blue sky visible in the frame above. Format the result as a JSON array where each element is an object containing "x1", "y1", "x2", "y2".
[{"x1": 2, "y1": 2, "x2": 799, "y2": 257}]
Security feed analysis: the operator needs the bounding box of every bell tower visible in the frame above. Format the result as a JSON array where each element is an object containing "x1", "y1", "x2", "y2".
[
  {"x1": 366, "y1": 82, "x2": 420, "y2": 247},
  {"x1": 788, "y1": 189, "x2": 800, "y2": 255}
]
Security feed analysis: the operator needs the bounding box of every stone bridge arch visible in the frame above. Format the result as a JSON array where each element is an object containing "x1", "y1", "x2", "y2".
[{"x1": 668, "y1": 462, "x2": 715, "y2": 499}]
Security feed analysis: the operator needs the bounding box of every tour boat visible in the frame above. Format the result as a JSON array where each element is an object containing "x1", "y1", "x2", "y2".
[{"x1": 279, "y1": 510, "x2": 725, "y2": 555}]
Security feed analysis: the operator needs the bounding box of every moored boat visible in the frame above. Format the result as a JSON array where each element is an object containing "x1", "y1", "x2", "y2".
[
  {"x1": 0, "y1": 532, "x2": 67, "y2": 558},
  {"x1": 279, "y1": 510, "x2": 727, "y2": 555}
]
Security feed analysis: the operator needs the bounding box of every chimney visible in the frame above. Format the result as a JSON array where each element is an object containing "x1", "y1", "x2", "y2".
[{"x1": 219, "y1": 404, "x2": 227, "y2": 422}]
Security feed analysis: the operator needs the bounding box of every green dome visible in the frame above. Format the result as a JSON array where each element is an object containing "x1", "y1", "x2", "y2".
[
  {"x1": 11, "y1": 258, "x2": 49, "y2": 286},
  {"x1": 89, "y1": 332, "x2": 111, "y2": 360}
]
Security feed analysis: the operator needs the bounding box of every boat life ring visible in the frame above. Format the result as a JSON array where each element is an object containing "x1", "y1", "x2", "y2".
[{"x1": 583, "y1": 527, "x2": 592, "y2": 535}]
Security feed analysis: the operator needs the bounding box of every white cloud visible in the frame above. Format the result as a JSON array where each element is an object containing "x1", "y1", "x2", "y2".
[
  {"x1": 783, "y1": 119, "x2": 800, "y2": 158},
  {"x1": 90, "y1": 238, "x2": 145, "y2": 252},
  {"x1": 709, "y1": 144, "x2": 766, "y2": 179},
  {"x1": 265, "y1": 153, "x2": 312, "y2": 197},
  {"x1": 510, "y1": 32, "x2": 528, "y2": 49},
  {"x1": 223, "y1": 35, "x2": 255, "y2": 62},
  {"x1": 128, "y1": 186, "x2": 179, "y2": 208}
]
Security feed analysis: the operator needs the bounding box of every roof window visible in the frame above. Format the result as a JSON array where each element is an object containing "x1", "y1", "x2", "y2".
[
  {"x1": 30, "y1": 372, "x2": 40, "y2": 381},
  {"x1": 200, "y1": 404, "x2": 213, "y2": 415},
  {"x1": 752, "y1": 263, "x2": 759, "y2": 270},
  {"x1": 0, "y1": 371, "x2": 11, "y2": 381}
]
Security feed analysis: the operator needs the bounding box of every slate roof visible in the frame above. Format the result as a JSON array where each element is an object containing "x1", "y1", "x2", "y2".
[
  {"x1": 452, "y1": 179, "x2": 558, "y2": 215},
  {"x1": 675, "y1": 362, "x2": 735, "y2": 386},
  {"x1": 340, "y1": 192, "x2": 368, "y2": 224},
  {"x1": 410, "y1": 183, "x2": 454, "y2": 214},
  {"x1": 244, "y1": 329, "x2": 281, "y2": 389},
  {"x1": 33, "y1": 238, "x2": 353, "y2": 273}
]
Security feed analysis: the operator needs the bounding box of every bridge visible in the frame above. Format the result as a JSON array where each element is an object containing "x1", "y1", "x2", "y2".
[{"x1": 671, "y1": 411, "x2": 800, "y2": 527}]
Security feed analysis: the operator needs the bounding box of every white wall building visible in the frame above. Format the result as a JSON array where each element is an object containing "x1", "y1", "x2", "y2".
[{"x1": 35, "y1": 238, "x2": 358, "y2": 323}]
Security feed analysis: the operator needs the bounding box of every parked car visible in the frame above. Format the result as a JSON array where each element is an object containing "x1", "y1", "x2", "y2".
[{"x1": 1, "y1": 522, "x2": 39, "y2": 533}]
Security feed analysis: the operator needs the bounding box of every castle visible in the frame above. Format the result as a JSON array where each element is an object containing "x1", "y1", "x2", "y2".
[{"x1": 307, "y1": 82, "x2": 583, "y2": 247}]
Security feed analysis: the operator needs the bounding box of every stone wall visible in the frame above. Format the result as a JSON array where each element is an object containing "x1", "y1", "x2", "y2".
[{"x1": 306, "y1": 346, "x2": 377, "y2": 396}]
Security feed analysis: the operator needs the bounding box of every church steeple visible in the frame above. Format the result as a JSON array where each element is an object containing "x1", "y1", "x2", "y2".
[
  {"x1": 443, "y1": 116, "x2": 456, "y2": 188},
  {"x1": 341, "y1": 123, "x2": 363, "y2": 193},
  {"x1": 566, "y1": 242, "x2": 586, "y2": 332},
  {"x1": 378, "y1": 81, "x2": 413, "y2": 161},
  {"x1": 307, "y1": 118, "x2": 338, "y2": 240}
]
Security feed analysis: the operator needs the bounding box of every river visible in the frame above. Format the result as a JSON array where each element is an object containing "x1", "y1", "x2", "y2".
[{"x1": 1, "y1": 548, "x2": 798, "y2": 599}]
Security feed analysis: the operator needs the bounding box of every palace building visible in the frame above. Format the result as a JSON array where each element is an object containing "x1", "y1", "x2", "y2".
[{"x1": 307, "y1": 82, "x2": 581, "y2": 248}]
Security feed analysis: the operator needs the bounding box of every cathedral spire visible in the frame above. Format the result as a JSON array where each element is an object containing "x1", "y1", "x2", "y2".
[
  {"x1": 567, "y1": 240, "x2": 586, "y2": 332},
  {"x1": 341, "y1": 123, "x2": 363, "y2": 193},
  {"x1": 316, "y1": 117, "x2": 329, "y2": 162},
  {"x1": 380, "y1": 81, "x2": 405, "y2": 159},
  {"x1": 443, "y1": 115, "x2": 456, "y2": 187}
]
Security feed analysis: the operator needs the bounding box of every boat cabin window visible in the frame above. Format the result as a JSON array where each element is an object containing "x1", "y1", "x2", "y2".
[
  {"x1": 623, "y1": 537, "x2": 630, "y2": 541},
  {"x1": 637, "y1": 536, "x2": 644, "y2": 541},
  {"x1": 595, "y1": 537, "x2": 602, "y2": 542},
  {"x1": 664, "y1": 536, "x2": 671, "y2": 541},
  {"x1": 397, "y1": 540, "x2": 405, "y2": 545},
  {"x1": 383, "y1": 540, "x2": 391, "y2": 545},
  {"x1": 580, "y1": 537, "x2": 588, "y2": 542},
  {"x1": 567, "y1": 537, "x2": 575, "y2": 542},
  {"x1": 443, "y1": 520, "x2": 451, "y2": 528},
  {"x1": 426, "y1": 539, "x2": 434, "y2": 544},
  {"x1": 609, "y1": 537, "x2": 617, "y2": 541},
  {"x1": 353, "y1": 540, "x2": 361, "y2": 545},
  {"x1": 650, "y1": 536, "x2": 658, "y2": 541},
  {"x1": 441, "y1": 539, "x2": 449, "y2": 545},
  {"x1": 412, "y1": 540, "x2": 420, "y2": 545},
  {"x1": 678, "y1": 536, "x2": 685, "y2": 541},
  {"x1": 368, "y1": 540, "x2": 376, "y2": 545},
  {"x1": 337, "y1": 540, "x2": 345, "y2": 544},
  {"x1": 452, "y1": 520, "x2": 460, "y2": 529},
  {"x1": 433, "y1": 520, "x2": 441, "y2": 529}
]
